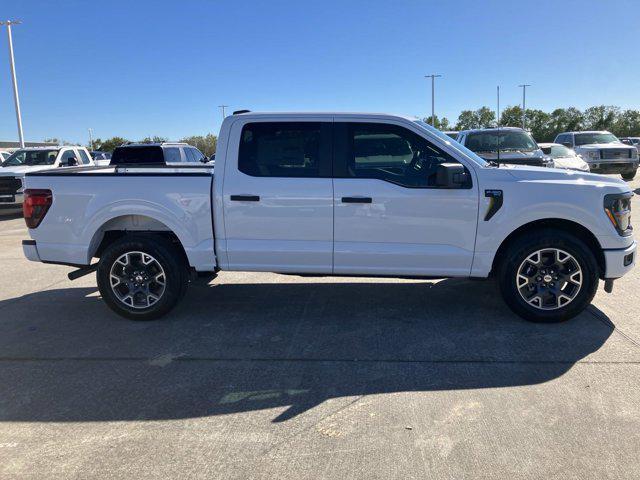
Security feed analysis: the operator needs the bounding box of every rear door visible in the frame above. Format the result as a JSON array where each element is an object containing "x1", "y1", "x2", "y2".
[
  {"x1": 332, "y1": 120, "x2": 479, "y2": 276},
  {"x1": 222, "y1": 118, "x2": 334, "y2": 273}
]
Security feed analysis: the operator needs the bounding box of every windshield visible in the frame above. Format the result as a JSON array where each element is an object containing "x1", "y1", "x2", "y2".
[
  {"x1": 549, "y1": 145, "x2": 575, "y2": 158},
  {"x1": 414, "y1": 120, "x2": 487, "y2": 166},
  {"x1": 465, "y1": 130, "x2": 538, "y2": 153},
  {"x1": 574, "y1": 133, "x2": 619, "y2": 146},
  {"x1": 2, "y1": 149, "x2": 59, "y2": 167}
]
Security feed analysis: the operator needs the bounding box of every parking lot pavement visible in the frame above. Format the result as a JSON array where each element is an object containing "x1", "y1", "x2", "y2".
[{"x1": 0, "y1": 178, "x2": 639, "y2": 480}]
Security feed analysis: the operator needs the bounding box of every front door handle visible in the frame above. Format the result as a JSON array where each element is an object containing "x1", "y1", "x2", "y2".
[
  {"x1": 341, "y1": 196, "x2": 372, "y2": 204},
  {"x1": 230, "y1": 195, "x2": 260, "y2": 202}
]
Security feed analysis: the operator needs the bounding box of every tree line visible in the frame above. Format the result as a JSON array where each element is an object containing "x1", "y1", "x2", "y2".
[{"x1": 425, "y1": 105, "x2": 640, "y2": 142}]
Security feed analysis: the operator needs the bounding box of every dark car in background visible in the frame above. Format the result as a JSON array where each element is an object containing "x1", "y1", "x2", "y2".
[{"x1": 456, "y1": 127, "x2": 549, "y2": 167}]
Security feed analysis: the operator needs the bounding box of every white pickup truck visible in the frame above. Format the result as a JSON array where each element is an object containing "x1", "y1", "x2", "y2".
[
  {"x1": 21, "y1": 112, "x2": 636, "y2": 323},
  {"x1": 0, "y1": 146, "x2": 94, "y2": 212}
]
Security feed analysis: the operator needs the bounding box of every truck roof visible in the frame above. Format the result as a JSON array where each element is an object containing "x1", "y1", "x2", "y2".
[
  {"x1": 228, "y1": 111, "x2": 417, "y2": 121},
  {"x1": 458, "y1": 127, "x2": 528, "y2": 135},
  {"x1": 559, "y1": 130, "x2": 612, "y2": 135},
  {"x1": 120, "y1": 142, "x2": 190, "y2": 148}
]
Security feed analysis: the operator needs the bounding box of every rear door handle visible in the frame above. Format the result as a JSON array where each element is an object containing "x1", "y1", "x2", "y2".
[
  {"x1": 341, "y1": 196, "x2": 372, "y2": 204},
  {"x1": 230, "y1": 195, "x2": 260, "y2": 202}
]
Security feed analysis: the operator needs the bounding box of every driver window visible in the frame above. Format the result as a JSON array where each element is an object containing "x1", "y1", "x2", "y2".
[{"x1": 346, "y1": 123, "x2": 459, "y2": 188}]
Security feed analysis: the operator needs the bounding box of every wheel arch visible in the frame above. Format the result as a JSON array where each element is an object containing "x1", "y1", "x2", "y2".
[
  {"x1": 490, "y1": 218, "x2": 605, "y2": 278},
  {"x1": 88, "y1": 214, "x2": 189, "y2": 268}
]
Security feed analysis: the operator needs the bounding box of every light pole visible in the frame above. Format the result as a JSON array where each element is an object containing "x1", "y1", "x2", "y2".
[
  {"x1": 88, "y1": 128, "x2": 94, "y2": 151},
  {"x1": 1, "y1": 20, "x2": 24, "y2": 148},
  {"x1": 424, "y1": 74, "x2": 442, "y2": 126},
  {"x1": 496, "y1": 85, "x2": 500, "y2": 127},
  {"x1": 518, "y1": 84, "x2": 531, "y2": 130},
  {"x1": 218, "y1": 105, "x2": 229, "y2": 119}
]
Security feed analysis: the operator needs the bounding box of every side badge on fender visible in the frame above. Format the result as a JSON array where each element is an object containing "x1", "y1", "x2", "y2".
[{"x1": 484, "y1": 190, "x2": 503, "y2": 221}]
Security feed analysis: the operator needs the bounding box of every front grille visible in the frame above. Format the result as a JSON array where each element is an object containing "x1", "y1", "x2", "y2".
[
  {"x1": 601, "y1": 149, "x2": 632, "y2": 160},
  {"x1": 0, "y1": 177, "x2": 21, "y2": 195}
]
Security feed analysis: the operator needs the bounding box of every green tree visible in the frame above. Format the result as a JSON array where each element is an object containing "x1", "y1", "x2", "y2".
[
  {"x1": 499, "y1": 106, "x2": 524, "y2": 128},
  {"x1": 526, "y1": 109, "x2": 553, "y2": 142},
  {"x1": 455, "y1": 107, "x2": 496, "y2": 130},
  {"x1": 613, "y1": 109, "x2": 640, "y2": 137},
  {"x1": 93, "y1": 136, "x2": 129, "y2": 152},
  {"x1": 180, "y1": 134, "x2": 218, "y2": 157},
  {"x1": 423, "y1": 115, "x2": 451, "y2": 131},
  {"x1": 583, "y1": 105, "x2": 620, "y2": 131},
  {"x1": 140, "y1": 136, "x2": 168, "y2": 143},
  {"x1": 548, "y1": 107, "x2": 584, "y2": 137},
  {"x1": 476, "y1": 107, "x2": 496, "y2": 128}
]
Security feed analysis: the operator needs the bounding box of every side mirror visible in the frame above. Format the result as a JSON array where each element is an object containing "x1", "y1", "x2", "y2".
[
  {"x1": 561, "y1": 142, "x2": 572, "y2": 148},
  {"x1": 67, "y1": 157, "x2": 78, "y2": 167},
  {"x1": 436, "y1": 163, "x2": 468, "y2": 188}
]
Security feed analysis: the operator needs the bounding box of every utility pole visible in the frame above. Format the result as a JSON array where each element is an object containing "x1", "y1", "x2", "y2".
[
  {"x1": 1, "y1": 20, "x2": 24, "y2": 148},
  {"x1": 424, "y1": 74, "x2": 442, "y2": 126},
  {"x1": 496, "y1": 85, "x2": 501, "y2": 127},
  {"x1": 218, "y1": 105, "x2": 229, "y2": 119},
  {"x1": 88, "y1": 128, "x2": 94, "y2": 151},
  {"x1": 518, "y1": 84, "x2": 531, "y2": 130}
]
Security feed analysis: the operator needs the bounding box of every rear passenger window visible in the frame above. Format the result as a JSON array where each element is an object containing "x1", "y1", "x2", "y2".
[
  {"x1": 78, "y1": 149, "x2": 91, "y2": 164},
  {"x1": 239, "y1": 122, "x2": 329, "y2": 177},
  {"x1": 339, "y1": 123, "x2": 461, "y2": 188},
  {"x1": 164, "y1": 147, "x2": 182, "y2": 163}
]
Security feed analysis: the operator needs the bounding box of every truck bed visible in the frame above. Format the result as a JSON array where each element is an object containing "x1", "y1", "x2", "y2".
[{"x1": 24, "y1": 164, "x2": 216, "y2": 271}]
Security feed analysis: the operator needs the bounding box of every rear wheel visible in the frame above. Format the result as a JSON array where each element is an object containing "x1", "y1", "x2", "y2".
[
  {"x1": 97, "y1": 235, "x2": 189, "y2": 320},
  {"x1": 497, "y1": 229, "x2": 599, "y2": 323}
]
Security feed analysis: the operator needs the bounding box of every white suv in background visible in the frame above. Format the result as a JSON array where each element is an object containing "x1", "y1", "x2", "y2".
[
  {"x1": 554, "y1": 131, "x2": 638, "y2": 180},
  {"x1": 0, "y1": 146, "x2": 93, "y2": 212}
]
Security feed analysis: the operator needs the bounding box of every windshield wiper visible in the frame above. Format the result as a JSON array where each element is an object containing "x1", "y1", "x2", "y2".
[{"x1": 486, "y1": 160, "x2": 500, "y2": 167}]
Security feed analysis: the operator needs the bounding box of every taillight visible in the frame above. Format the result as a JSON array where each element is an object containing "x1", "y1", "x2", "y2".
[{"x1": 23, "y1": 189, "x2": 52, "y2": 229}]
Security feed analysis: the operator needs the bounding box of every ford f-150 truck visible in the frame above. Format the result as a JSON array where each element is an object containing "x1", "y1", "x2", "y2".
[
  {"x1": 21, "y1": 112, "x2": 636, "y2": 323},
  {"x1": 554, "y1": 131, "x2": 638, "y2": 180}
]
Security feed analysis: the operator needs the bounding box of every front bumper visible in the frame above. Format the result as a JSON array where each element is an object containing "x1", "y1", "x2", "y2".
[
  {"x1": 0, "y1": 192, "x2": 23, "y2": 210},
  {"x1": 603, "y1": 241, "x2": 636, "y2": 279},
  {"x1": 588, "y1": 161, "x2": 638, "y2": 174},
  {"x1": 22, "y1": 240, "x2": 41, "y2": 262}
]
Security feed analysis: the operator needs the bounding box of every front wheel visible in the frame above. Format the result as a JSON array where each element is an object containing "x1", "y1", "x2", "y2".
[
  {"x1": 97, "y1": 235, "x2": 189, "y2": 320},
  {"x1": 497, "y1": 229, "x2": 599, "y2": 323},
  {"x1": 622, "y1": 170, "x2": 636, "y2": 181}
]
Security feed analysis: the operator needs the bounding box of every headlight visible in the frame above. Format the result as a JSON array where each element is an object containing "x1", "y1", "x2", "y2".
[
  {"x1": 631, "y1": 149, "x2": 638, "y2": 159},
  {"x1": 604, "y1": 192, "x2": 633, "y2": 236},
  {"x1": 587, "y1": 151, "x2": 600, "y2": 160}
]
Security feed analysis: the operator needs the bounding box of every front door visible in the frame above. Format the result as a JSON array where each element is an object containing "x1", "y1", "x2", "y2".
[{"x1": 332, "y1": 121, "x2": 479, "y2": 276}]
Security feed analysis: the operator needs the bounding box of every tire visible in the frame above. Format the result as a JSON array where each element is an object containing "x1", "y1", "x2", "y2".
[
  {"x1": 97, "y1": 234, "x2": 189, "y2": 320},
  {"x1": 497, "y1": 229, "x2": 599, "y2": 323},
  {"x1": 621, "y1": 170, "x2": 636, "y2": 181}
]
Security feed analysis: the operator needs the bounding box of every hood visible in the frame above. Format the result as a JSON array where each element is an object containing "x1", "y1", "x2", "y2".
[
  {"x1": 0, "y1": 165, "x2": 56, "y2": 177},
  {"x1": 551, "y1": 156, "x2": 590, "y2": 171},
  {"x1": 503, "y1": 164, "x2": 627, "y2": 186},
  {"x1": 576, "y1": 143, "x2": 634, "y2": 151}
]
